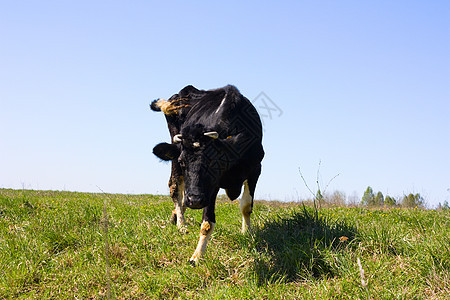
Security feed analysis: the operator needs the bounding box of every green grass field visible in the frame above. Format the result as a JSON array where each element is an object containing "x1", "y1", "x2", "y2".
[{"x1": 0, "y1": 189, "x2": 449, "y2": 299}]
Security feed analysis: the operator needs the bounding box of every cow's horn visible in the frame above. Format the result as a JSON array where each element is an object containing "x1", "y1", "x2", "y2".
[
  {"x1": 173, "y1": 134, "x2": 183, "y2": 143},
  {"x1": 204, "y1": 131, "x2": 219, "y2": 139}
]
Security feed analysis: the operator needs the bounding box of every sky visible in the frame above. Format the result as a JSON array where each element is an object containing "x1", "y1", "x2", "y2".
[{"x1": 1, "y1": 1, "x2": 449, "y2": 207}]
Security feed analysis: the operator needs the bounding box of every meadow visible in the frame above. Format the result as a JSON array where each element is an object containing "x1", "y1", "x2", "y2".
[{"x1": 0, "y1": 188, "x2": 448, "y2": 299}]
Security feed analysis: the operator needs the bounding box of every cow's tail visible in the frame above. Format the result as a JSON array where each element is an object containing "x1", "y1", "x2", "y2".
[
  {"x1": 150, "y1": 98, "x2": 190, "y2": 115},
  {"x1": 150, "y1": 99, "x2": 163, "y2": 112}
]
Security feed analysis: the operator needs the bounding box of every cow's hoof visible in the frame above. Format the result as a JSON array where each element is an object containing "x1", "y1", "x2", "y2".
[
  {"x1": 178, "y1": 226, "x2": 189, "y2": 234},
  {"x1": 188, "y1": 259, "x2": 197, "y2": 267}
]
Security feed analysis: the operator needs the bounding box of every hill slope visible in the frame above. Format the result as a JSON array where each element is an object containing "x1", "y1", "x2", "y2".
[{"x1": 0, "y1": 189, "x2": 449, "y2": 299}]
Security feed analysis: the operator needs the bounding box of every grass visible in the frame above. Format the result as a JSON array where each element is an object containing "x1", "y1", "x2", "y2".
[{"x1": 0, "y1": 188, "x2": 449, "y2": 299}]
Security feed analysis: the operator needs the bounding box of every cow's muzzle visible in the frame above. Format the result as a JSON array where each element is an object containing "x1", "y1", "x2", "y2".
[{"x1": 186, "y1": 194, "x2": 207, "y2": 209}]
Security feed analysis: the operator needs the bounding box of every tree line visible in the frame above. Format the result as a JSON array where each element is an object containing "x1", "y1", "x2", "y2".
[{"x1": 361, "y1": 186, "x2": 425, "y2": 208}]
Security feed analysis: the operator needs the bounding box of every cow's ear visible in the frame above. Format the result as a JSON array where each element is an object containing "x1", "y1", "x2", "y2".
[{"x1": 153, "y1": 143, "x2": 180, "y2": 161}]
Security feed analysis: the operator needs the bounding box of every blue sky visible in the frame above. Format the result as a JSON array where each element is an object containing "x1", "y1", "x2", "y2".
[{"x1": 1, "y1": 1, "x2": 449, "y2": 207}]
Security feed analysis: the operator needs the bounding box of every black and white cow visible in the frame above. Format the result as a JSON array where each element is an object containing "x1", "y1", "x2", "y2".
[{"x1": 151, "y1": 85, "x2": 264, "y2": 264}]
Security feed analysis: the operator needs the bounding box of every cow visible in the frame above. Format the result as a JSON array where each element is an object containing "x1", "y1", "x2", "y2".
[{"x1": 150, "y1": 85, "x2": 264, "y2": 264}]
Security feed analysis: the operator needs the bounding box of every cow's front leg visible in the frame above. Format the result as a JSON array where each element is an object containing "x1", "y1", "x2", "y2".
[
  {"x1": 189, "y1": 220, "x2": 215, "y2": 265},
  {"x1": 169, "y1": 175, "x2": 186, "y2": 229},
  {"x1": 189, "y1": 199, "x2": 216, "y2": 265}
]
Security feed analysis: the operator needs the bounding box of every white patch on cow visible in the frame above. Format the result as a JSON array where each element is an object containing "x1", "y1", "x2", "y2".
[
  {"x1": 174, "y1": 178, "x2": 186, "y2": 229},
  {"x1": 193, "y1": 142, "x2": 200, "y2": 148},
  {"x1": 240, "y1": 180, "x2": 253, "y2": 233},
  {"x1": 189, "y1": 221, "x2": 215, "y2": 264},
  {"x1": 214, "y1": 93, "x2": 227, "y2": 114}
]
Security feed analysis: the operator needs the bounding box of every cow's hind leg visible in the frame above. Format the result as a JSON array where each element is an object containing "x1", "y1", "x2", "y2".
[
  {"x1": 240, "y1": 180, "x2": 252, "y2": 233},
  {"x1": 240, "y1": 164, "x2": 261, "y2": 233}
]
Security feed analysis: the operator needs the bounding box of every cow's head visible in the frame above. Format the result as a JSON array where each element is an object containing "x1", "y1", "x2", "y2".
[{"x1": 153, "y1": 124, "x2": 240, "y2": 209}]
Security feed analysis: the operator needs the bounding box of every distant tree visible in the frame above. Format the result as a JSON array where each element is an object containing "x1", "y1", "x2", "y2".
[
  {"x1": 361, "y1": 187, "x2": 375, "y2": 206},
  {"x1": 328, "y1": 190, "x2": 346, "y2": 206},
  {"x1": 375, "y1": 191, "x2": 384, "y2": 206},
  {"x1": 347, "y1": 191, "x2": 360, "y2": 206},
  {"x1": 437, "y1": 200, "x2": 449, "y2": 211},
  {"x1": 444, "y1": 200, "x2": 450, "y2": 210},
  {"x1": 401, "y1": 193, "x2": 424, "y2": 208},
  {"x1": 385, "y1": 196, "x2": 397, "y2": 206}
]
